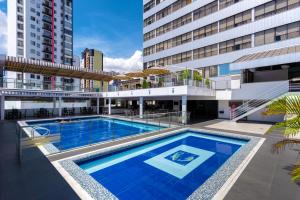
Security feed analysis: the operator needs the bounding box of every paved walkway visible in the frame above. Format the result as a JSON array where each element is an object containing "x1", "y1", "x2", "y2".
[{"x1": 0, "y1": 121, "x2": 79, "y2": 200}]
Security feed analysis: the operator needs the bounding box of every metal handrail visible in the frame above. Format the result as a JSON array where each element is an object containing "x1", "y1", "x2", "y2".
[{"x1": 231, "y1": 81, "x2": 289, "y2": 120}]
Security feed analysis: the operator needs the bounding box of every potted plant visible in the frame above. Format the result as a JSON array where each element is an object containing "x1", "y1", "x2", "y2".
[
  {"x1": 205, "y1": 78, "x2": 210, "y2": 87},
  {"x1": 193, "y1": 71, "x2": 203, "y2": 87}
]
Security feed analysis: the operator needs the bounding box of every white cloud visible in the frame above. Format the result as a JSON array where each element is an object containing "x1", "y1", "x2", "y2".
[
  {"x1": 104, "y1": 50, "x2": 143, "y2": 73},
  {"x1": 0, "y1": 9, "x2": 7, "y2": 54}
]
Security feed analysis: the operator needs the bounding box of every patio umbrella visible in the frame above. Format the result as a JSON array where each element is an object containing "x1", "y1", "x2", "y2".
[
  {"x1": 125, "y1": 71, "x2": 146, "y2": 78},
  {"x1": 143, "y1": 66, "x2": 170, "y2": 75},
  {"x1": 112, "y1": 74, "x2": 132, "y2": 80}
]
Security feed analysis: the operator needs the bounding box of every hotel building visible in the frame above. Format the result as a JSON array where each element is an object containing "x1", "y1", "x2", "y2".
[{"x1": 142, "y1": 0, "x2": 300, "y2": 122}]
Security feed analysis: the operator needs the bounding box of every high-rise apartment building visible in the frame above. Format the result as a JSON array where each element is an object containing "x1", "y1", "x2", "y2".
[
  {"x1": 81, "y1": 48, "x2": 104, "y2": 91},
  {"x1": 7, "y1": 0, "x2": 74, "y2": 89},
  {"x1": 143, "y1": 0, "x2": 300, "y2": 81}
]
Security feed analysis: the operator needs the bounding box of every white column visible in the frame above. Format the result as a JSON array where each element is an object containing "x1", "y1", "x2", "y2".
[
  {"x1": 108, "y1": 98, "x2": 111, "y2": 115},
  {"x1": 139, "y1": 97, "x2": 144, "y2": 118},
  {"x1": 58, "y1": 97, "x2": 62, "y2": 117},
  {"x1": 181, "y1": 96, "x2": 187, "y2": 124},
  {"x1": 0, "y1": 95, "x2": 5, "y2": 120},
  {"x1": 96, "y1": 98, "x2": 100, "y2": 115}
]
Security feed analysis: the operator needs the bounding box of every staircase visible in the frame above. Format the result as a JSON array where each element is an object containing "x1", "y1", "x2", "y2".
[{"x1": 230, "y1": 81, "x2": 290, "y2": 122}]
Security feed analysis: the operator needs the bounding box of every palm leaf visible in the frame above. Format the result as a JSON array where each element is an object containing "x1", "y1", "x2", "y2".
[
  {"x1": 268, "y1": 116, "x2": 300, "y2": 137},
  {"x1": 263, "y1": 95, "x2": 300, "y2": 116},
  {"x1": 272, "y1": 139, "x2": 300, "y2": 153},
  {"x1": 291, "y1": 165, "x2": 300, "y2": 182}
]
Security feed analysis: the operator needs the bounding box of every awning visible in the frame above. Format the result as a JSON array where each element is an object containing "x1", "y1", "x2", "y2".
[
  {"x1": 230, "y1": 45, "x2": 300, "y2": 71},
  {"x1": 2, "y1": 56, "x2": 115, "y2": 81}
]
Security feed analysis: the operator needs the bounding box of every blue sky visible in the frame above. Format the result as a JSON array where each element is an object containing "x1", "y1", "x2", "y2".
[{"x1": 0, "y1": 0, "x2": 143, "y2": 72}]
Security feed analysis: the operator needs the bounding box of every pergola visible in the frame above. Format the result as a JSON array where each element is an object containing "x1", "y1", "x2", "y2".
[{"x1": 2, "y1": 56, "x2": 115, "y2": 81}]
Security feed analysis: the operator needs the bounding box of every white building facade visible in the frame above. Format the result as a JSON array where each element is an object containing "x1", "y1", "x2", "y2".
[{"x1": 142, "y1": 0, "x2": 300, "y2": 122}]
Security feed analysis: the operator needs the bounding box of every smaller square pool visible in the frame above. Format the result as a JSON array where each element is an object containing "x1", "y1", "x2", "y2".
[{"x1": 77, "y1": 131, "x2": 249, "y2": 200}]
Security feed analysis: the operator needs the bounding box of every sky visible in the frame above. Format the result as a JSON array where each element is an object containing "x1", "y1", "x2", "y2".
[{"x1": 0, "y1": 0, "x2": 143, "y2": 72}]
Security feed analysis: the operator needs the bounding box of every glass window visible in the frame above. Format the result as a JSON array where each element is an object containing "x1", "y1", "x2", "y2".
[
  {"x1": 265, "y1": 29, "x2": 275, "y2": 44},
  {"x1": 288, "y1": 22, "x2": 300, "y2": 38},
  {"x1": 255, "y1": 31, "x2": 265, "y2": 46},
  {"x1": 275, "y1": 25, "x2": 288, "y2": 41}
]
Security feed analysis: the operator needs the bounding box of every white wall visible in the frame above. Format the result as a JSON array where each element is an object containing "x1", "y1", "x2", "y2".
[{"x1": 218, "y1": 100, "x2": 230, "y2": 119}]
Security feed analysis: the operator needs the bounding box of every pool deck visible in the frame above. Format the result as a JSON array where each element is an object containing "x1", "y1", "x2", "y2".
[
  {"x1": 0, "y1": 121, "x2": 79, "y2": 200},
  {"x1": 0, "y1": 119, "x2": 300, "y2": 200}
]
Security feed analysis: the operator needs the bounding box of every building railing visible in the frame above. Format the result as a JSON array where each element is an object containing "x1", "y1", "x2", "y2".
[
  {"x1": 108, "y1": 79, "x2": 216, "y2": 92},
  {"x1": 108, "y1": 111, "x2": 191, "y2": 127},
  {"x1": 0, "y1": 77, "x2": 103, "y2": 92}
]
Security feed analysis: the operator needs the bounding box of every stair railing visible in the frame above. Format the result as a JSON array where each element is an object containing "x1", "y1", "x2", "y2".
[{"x1": 230, "y1": 81, "x2": 289, "y2": 121}]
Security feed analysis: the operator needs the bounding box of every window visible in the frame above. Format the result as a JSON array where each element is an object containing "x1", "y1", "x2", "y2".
[
  {"x1": 30, "y1": 74, "x2": 35, "y2": 79},
  {"x1": 193, "y1": 1, "x2": 218, "y2": 21},
  {"x1": 172, "y1": 13, "x2": 192, "y2": 29},
  {"x1": 156, "y1": 22, "x2": 172, "y2": 36},
  {"x1": 219, "y1": 0, "x2": 243, "y2": 10},
  {"x1": 17, "y1": 6, "x2": 23, "y2": 13},
  {"x1": 144, "y1": 30, "x2": 156, "y2": 41},
  {"x1": 255, "y1": 0, "x2": 300, "y2": 20},
  {"x1": 193, "y1": 44, "x2": 218, "y2": 59},
  {"x1": 219, "y1": 35, "x2": 251, "y2": 54},
  {"x1": 219, "y1": 10, "x2": 251, "y2": 32},
  {"x1": 254, "y1": 21, "x2": 300, "y2": 46},
  {"x1": 17, "y1": 48, "x2": 24, "y2": 56},
  {"x1": 17, "y1": 32, "x2": 23, "y2": 38},
  {"x1": 288, "y1": 22, "x2": 300, "y2": 38},
  {"x1": 193, "y1": 22, "x2": 218, "y2": 40},
  {"x1": 172, "y1": 51, "x2": 192, "y2": 64},
  {"x1": 17, "y1": 23, "x2": 23, "y2": 30},
  {"x1": 143, "y1": 45, "x2": 156, "y2": 56},
  {"x1": 17, "y1": 15, "x2": 23, "y2": 22},
  {"x1": 157, "y1": 56, "x2": 172, "y2": 66},
  {"x1": 156, "y1": 5, "x2": 172, "y2": 20},
  {"x1": 144, "y1": 14, "x2": 155, "y2": 27},
  {"x1": 144, "y1": 0, "x2": 155, "y2": 12}
]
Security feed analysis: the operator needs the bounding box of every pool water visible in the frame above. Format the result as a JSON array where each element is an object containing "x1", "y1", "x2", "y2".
[
  {"x1": 79, "y1": 131, "x2": 248, "y2": 200},
  {"x1": 28, "y1": 117, "x2": 162, "y2": 150}
]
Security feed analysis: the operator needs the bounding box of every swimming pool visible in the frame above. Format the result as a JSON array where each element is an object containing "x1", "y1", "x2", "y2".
[
  {"x1": 27, "y1": 117, "x2": 162, "y2": 151},
  {"x1": 77, "y1": 131, "x2": 249, "y2": 200}
]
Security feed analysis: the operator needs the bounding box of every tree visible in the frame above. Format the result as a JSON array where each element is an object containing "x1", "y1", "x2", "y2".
[{"x1": 263, "y1": 95, "x2": 300, "y2": 181}]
